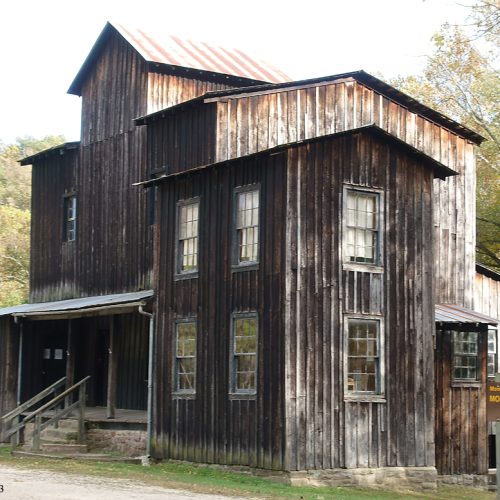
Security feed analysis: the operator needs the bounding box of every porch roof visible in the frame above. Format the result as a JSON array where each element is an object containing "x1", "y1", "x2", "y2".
[
  {"x1": 0, "y1": 291, "x2": 154, "y2": 320},
  {"x1": 435, "y1": 303, "x2": 498, "y2": 326}
]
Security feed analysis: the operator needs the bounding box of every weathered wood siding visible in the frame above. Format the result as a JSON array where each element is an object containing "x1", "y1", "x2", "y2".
[
  {"x1": 0, "y1": 318, "x2": 19, "y2": 438},
  {"x1": 435, "y1": 329, "x2": 488, "y2": 475},
  {"x1": 30, "y1": 149, "x2": 79, "y2": 302},
  {"x1": 147, "y1": 69, "x2": 235, "y2": 115},
  {"x1": 474, "y1": 271, "x2": 500, "y2": 320},
  {"x1": 213, "y1": 79, "x2": 476, "y2": 309},
  {"x1": 284, "y1": 131, "x2": 435, "y2": 470},
  {"x1": 146, "y1": 104, "x2": 217, "y2": 174},
  {"x1": 153, "y1": 153, "x2": 286, "y2": 469},
  {"x1": 80, "y1": 30, "x2": 148, "y2": 146}
]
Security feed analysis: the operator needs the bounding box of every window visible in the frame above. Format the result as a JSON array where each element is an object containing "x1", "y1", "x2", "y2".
[
  {"x1": 488, "y1": 329, "x2": 497, "y2": 378},
  {"x1": 453, "y1": 331, "x2": 479, "y2": 380},
  {"x1": 231, "y1": 314, "x2": 258, "y2": 394},
  {"x1": 234, "y1": 187, "x2": 259, "y2": 266},
  {"x1": 177, "y1": 199, "x2": 199, "y2": 274},
  {"x1": 174, "y1": 320, "x2": 197, "y2": 393},
  {"x1": 64, "y1": 195, "x2": 77, "y2": 242},
  {"x1": 346, "y1": 318, "x2": 383, "y2": 395},
  {"x1": 345, "y1": 189, "x2": 380, "y2": 265}
]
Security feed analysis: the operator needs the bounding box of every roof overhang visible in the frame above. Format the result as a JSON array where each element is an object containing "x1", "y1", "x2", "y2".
[
  {"x1": 476, "y1": 263, "x2": 500, "y2": 281},
  {"x1": 134, "y1": 124, "x2": 457, "y2": 188},
  {"x1": 19, "y1": 142, "x2": 80, "y2": 166},
  {"x1": 435, "y1": 303, "x2": 498, "y2": 331},
  {"x1": 0, "y1": 291, "x2": 153, "y2": 321}
]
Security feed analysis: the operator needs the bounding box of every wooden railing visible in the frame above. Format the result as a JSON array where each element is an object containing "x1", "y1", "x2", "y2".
[{"x1": 1, "y1": 376, "x2": 90, "y2": 451}]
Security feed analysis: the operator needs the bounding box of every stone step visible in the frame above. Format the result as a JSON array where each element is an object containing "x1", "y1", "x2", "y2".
[
  {"x1": 12, "y1": 450, "x2": 142, "y2": 464},
  {"x1": 40, "y1": 443, "x2": 87, "y2": 454}
]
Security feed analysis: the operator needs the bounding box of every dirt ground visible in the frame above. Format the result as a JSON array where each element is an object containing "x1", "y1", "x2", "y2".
[{"x1": 0, "y1": 465, "x2": 249, "y2": 499}]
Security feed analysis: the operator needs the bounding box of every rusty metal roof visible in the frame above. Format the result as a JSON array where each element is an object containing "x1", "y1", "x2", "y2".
[
  {"x1": 435, "y1": 303, "x2": 498, "y2": 325},
  {"x1": 69, "y1": 22, "x2": 290, "y2": 95},
  {"x1": 0, "y1": 291, "x2": 153, "y2": 318}
]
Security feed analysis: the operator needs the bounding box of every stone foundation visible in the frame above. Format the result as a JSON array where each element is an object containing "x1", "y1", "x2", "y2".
[
  {"x1": 288, "y1": 467, "x2": 438, "y2": 491},
  {"x1": 86, "y1": 429, "x2": 146, "y2": 457},
  {"x1": 438, "y1": 473, "x2": 489, "y2": 489}
]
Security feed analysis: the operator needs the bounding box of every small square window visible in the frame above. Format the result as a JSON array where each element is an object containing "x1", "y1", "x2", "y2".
[{"x1": 453, "y1": 331, "x2": 479, "y2": 380}]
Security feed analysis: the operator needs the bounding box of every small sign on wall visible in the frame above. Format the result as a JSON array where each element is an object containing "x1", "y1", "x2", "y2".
[{"x1": 487, "y1": 380, "x2": 500, "y2": 421}]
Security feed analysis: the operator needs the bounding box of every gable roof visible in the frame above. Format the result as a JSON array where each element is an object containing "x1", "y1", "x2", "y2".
[
  {"x1": 68, "y1": 22, "x2": 290, "y2": 95},
  {"x1": 136, "y1": 71, "x2": 484, "y2": 145}
]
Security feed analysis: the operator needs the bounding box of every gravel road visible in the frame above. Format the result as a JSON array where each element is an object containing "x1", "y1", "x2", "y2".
[{"x1": 0, "y1": 465, "x2": 249, "y2": 499}]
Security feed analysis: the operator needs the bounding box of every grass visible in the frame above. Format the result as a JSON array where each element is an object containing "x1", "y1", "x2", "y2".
[{"x1": 0, "y1": 446, "x2": 494, "y2": 500}]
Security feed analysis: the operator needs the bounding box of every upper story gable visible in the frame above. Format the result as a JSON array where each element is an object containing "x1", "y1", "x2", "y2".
[
  {"x1": 68, "y1": 22, "x2": 290, "y2": 146},
  {"x1": 137, "y1": 70, "x2": 483, "y2": 177}
]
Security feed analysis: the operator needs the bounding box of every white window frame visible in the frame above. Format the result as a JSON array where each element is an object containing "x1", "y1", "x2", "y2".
[
  {"x1": 344, "y1": 315, "x2": 385, "y2": 402},
  {"x1": 342, "y1": 186, "x2": 384, "y2": 273},
  {"x1": 233, "y1": 184, "x2": 260, "y2": 270},
  {"x1": 229, "y1": 312, "x2": 258, "y2": 398},
  {"x1": 173, "y1": 318, "x2": 197, "y2": 396},
  {"x1": 175, "y1": 197, "x2": 200, "y2": 277}
]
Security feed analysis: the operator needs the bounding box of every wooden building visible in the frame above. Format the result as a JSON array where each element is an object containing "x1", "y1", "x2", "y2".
[{"x1": 0, "y1": 21, "x2": 497, "y2": 490}]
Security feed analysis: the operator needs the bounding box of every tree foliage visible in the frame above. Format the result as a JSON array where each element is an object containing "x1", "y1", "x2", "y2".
[
  {"x1": 391, "y1": 2, "x2": 499, "y2": 270},
  {"x1": 0, "y1": 135, "x2": 64, "y2": 307}
]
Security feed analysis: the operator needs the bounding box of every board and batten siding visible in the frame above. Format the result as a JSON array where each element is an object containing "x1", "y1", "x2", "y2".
[
  {"x1": 152, "y1": 153, "x2": 286, "y2": 469},
  {"x1": 434, "y1": 330, "x2": 488, "y2": 475},
  {"x1": 213, "y1": 78, "x2": 476, "y2": 309},
  {"x1": 283, "y1": 131, "x2": 435, "y2": 470},
  {"x1": 30, "y1": 149, "x2": 79, "y2": 302},
  {"x1": 474, "y1": 271, "x2": 500, "y2": 321}
]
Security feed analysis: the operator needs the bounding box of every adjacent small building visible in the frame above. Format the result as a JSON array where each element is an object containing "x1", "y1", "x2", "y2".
[{"x1": 0, "y1": 21, "x2": 497, "y2": 490}]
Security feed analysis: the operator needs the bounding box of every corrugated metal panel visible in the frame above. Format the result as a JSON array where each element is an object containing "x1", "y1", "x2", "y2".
[
  {"x1": 0, "y1": 291, "x2": 154, "y2": 317},
  {"x1": 114, "y1": 23, "x2": 290, "y2": 84},
  {"x1": 435, "y1": 303, "x2": 498, "y2": 325}
]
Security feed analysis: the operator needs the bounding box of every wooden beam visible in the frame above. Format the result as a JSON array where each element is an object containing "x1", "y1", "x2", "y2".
[
  {"x1": 106, "y1": 316, "x2": 117, "y2": 419},
  {"x1": 65, "y1": 320, "x2": 75, "y2": 408}
]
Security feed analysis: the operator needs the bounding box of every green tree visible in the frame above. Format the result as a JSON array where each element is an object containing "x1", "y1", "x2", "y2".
[
  {"x1": 0, "y1": 135, "x2": 65, "y2": 307},
  {"x1": 391, "y1": 6, "x2": 499, "y2": 270}
]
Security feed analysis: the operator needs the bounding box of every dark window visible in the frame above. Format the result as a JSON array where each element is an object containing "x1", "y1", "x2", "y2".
[
  {"x1": 453, "y1": 331, "x2": 479, "y2": 380},
  {"x1": 234, "y1": 187, "x2": 259, "y2": 266},
  {"x1": 64, "y1": 195, "x2": 77, "y2": 242},
  {"x1": 346, "y1": 318, "x2": 381, "y2": 394},
  {"x1": 177, "y1": 200, "x2": 199, "y2": 274},
  {"x1": 231, "y1": 314, "x2": 258, "y2": 394},
  {"x1": 345, "y1": 190, "x2": 379, "y2": 264},
  {"x1": 174, "y1": 321, "x2": 197, "y2": 393}
]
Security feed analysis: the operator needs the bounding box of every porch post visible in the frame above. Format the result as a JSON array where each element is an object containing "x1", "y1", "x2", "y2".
[
  {"x1": 106, "y1": 315, "x2": 116, "y2": 419},
  {"x1": 16, "y1": 319, "x2": 23, "y2": 406},
  {"x1": 65, "y1": 319, "x2": 75, "y2": 408}
]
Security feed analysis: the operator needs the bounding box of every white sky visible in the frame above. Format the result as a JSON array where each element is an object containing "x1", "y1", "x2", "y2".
[{"x1": 0, "y1": 0, "x2": 473, "y2": 145}]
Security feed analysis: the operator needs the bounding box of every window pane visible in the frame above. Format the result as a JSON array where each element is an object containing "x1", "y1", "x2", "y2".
[
  {"x1": 236, "y1": 189, "x2": 259, "y2": 264},
  {"x1": 453, "y1": 331, "x2": 478, "y2": 380},
  {"x1": 345, "y1": 191, "x2": 378, "y2": 264},
  {"x1": 178, "y1": 201, "x2": 199, "y2": 273},
  {"x1": 232, "y1": 316, "x2": 257, "y2": 392},
  {"x1": 175, "y1": 321, "x2": 197, "y2": 392},
  {"x1": 347, "y1": 319, "x2": 380, "y2": 393}
]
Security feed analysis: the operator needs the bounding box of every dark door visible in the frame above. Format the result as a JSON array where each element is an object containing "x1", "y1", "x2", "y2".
[
  {"x1": 41, "y1": 332, "x2": 67, "y2": 388},
  {"x1": 93, "y1": 329, "x2": 109, "y2": 407}
]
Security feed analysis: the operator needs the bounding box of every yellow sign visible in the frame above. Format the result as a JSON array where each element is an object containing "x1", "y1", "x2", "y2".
[{"x1": 487, "y1": 382, "x2": 500, "y2": 421}]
